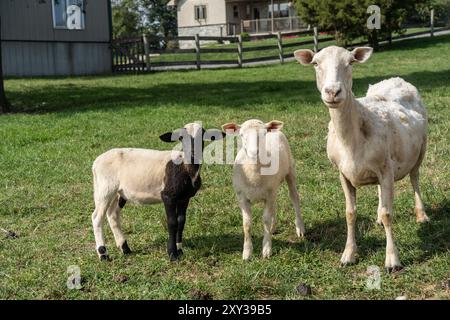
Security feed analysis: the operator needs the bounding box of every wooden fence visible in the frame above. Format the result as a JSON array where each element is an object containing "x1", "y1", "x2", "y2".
[
  {"x1": 111, "y1": 22, "x2": 449, "y2": 73},
  {"x1": 111, "y1": 28, "x2": 334, "y2": 73}
]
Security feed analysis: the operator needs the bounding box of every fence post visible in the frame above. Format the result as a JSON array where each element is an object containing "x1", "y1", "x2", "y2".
[
  {"x1": 277, "y1": 32, "x2": 284, "y2": 64},
  {"x1": 237, "y1": 35, "x2": 243, "y2": 68},
  {"x1": 142, "y1": 34, "x2": 151, "y2": 72},
  {"x1": 430, "y1": 8, "x2": 435, "y2": 37},
  {"x1": 313, "y1": 27, "x2": 319, "y2": 52},
  {"x1": 195, "y1": 33, "x2": 201, "y2": 70}
]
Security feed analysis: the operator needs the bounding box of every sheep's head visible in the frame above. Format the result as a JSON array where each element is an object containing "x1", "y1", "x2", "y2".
[
  {"x1": 159, "y1": 123, "x2": 224, "y2": 164},
  {"x1": 294, "y1": 46, "x2": 373, "y2": 108},
  {"x1": 222, "y1": 119, "x2": 283, "y2": 161}
]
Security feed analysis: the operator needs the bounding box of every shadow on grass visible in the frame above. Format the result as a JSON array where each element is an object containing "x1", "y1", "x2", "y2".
[
  {"x1": 377, "y1": 32, "x2": 450, "y2": 52},
  {"x1": 5, "y1": 69, "x2": 450, "y2": 115},
  {"x1": 417, "y1": 199, "x2": 450, "y2": 261},
  {"x1": 135, "y1": 213, "x2": 385, "y2": 259},
  {"x1": 130, "y1": 200, "x2": 447, "y2": 263}
]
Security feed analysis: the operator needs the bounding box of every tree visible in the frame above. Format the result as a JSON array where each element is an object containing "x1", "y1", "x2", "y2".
[
  {"x1": 111, "y1": 0, "x2": 142, "y2": 39},
  {"x1": 111, "y1": 0, "x2": 177, "y2": 47},
  {"x1": 295, "y1": 0, "x2": 425, "y2": 49},
  {"x1": 140, "y1": 0, "x2": 177, "y2": 37},
  {"x1": 414, "y1": 0, "x2": 450, "y2": 26},
  {"x1": 0, "y1": 15, "x2": 10, "y2": 114}
]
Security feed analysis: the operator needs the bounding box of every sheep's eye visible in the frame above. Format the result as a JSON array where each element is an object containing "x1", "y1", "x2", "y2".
[{"x1": 312, "y1": 62, "x2": 318, "y2": 67}]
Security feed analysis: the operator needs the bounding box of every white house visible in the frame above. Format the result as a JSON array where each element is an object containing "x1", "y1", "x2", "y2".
[{"x1": 168, "y1": 0, "x2": 302, "y2": 39}]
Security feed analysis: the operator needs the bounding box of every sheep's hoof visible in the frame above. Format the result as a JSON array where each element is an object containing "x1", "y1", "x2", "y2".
[
  {"x1": 121, "y1": 241, "x2": 132, "y2": 255},
  {"x1": 99, "y1": 254, "x2": 110, "y2": 262},
  {"x1": 385, "y1": 266, "x2": 403, "y2": 274},
  {"x1": 169, "y1": 252, "x2": 179, "y2": 262},
  {"x1": 340, "y1": 261, "x2": 356, "y2": 267},
  {"x1": 416, "y1": 213, "x2": 430, "y2": 223},
  {"x1": 177, "y1": 249, "x2": 184, "y2": 256},
  {"x1": 98, "y1": 246, "x2": 110, "y2": 261}
]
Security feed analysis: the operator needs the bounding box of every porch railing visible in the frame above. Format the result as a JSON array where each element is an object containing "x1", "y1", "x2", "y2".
[{"x1": 241, "y1": 16, "x2": 307, "y2": 34}]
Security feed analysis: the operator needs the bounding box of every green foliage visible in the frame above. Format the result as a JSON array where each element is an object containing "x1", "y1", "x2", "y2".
[
  {"x1": 295, "y1": 0, "x2": 427, "y2": 48},
  {"x1": 140, "y1": 0, "x2": 178, "y2": 37},
  {"x1": 112, "y1": 0, "x2": 177, "y2": 41},
  {"x1": 414, "y1": 0, "x2": 450, "y2": 26},
  {"x1": 240, "y1": 32, "x2": 250, "y2": 40},
  {"x1": 112, "y1": 0, "x2": 142, "y2": 39}
]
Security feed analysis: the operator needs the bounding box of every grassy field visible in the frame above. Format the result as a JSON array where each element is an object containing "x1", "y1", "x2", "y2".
[{"x1": 0, "y1": 34, "x2": 449, "y2": 300}]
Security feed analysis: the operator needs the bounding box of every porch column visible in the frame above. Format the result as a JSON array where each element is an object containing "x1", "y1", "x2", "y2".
[{"x1": 271, "y1": 0, "x2": 274, "y2": 33}]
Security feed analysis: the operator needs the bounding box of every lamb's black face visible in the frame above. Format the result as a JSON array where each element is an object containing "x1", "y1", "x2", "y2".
[{"x1": 159, "y1": 124, "x2": 224, "y2": 164}]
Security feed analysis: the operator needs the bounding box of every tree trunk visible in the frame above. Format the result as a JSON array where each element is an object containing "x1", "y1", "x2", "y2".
[
  {"x1": 368, "y1": 29, "x2": 379, "y2": 51},
  {"x1": 0, "y1": 16, "x2": 10, "y2": 114}
]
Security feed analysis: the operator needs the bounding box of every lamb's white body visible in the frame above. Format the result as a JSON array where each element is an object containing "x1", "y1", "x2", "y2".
[
  {"x1": 93, "y1": 148, "x2": 181, "y2": 206},
  {"x1": 224, "y1": 120, "x2": 305, "y2": 260},
  {"x1": 91, "y1": 122, "x2": 214, "y2": 261},
  {"x1": 92, "y1": 148, "x2": 181, "y2": 258},
  {"x1": 294, "y1": 46, "x2": 428, "y2": 271}
]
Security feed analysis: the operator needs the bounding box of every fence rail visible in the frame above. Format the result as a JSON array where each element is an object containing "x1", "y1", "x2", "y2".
[
  {"x1": 112, "y1": 28, "x2": 330, "y2": 73},
  {"x1": 112, "y1": 23, "x2": 449, "y2": 73}
]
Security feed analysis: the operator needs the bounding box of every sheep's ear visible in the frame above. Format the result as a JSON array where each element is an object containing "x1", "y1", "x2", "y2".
[
  {"x1": 204, "y1": 129, "x2": 225, "y2": 141},
  {"x1": 265, "y1": 120, "x2": 284, "y2": 131},
  {"x1": 222, "y1": 123, "x2": 240, "y2": 135},
  {"x1": 351, "y1": 47, "x2": 373, "y2": 63},
  {"x1": 159, "y1": 132, "x2": 181, "y2": 143},
  {"x1": 294, "y1": 49, "x2": 315, "y2": 65}
]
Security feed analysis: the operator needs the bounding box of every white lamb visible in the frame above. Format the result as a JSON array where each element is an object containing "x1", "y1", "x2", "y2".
[{"x1": 222, "y1": 119, "x2": 305, "y2": 260}]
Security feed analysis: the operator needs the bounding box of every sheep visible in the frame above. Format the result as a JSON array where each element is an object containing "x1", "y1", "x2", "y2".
[
  {"x1": 294, "y1": 46, "x2": 428, "y2": 272},
  {"x1": 91, "y1": 123, "x2": 224, "y2": 261},
  {"x1": 222, "y1": 119, "x2": 305, "y2": 260}
]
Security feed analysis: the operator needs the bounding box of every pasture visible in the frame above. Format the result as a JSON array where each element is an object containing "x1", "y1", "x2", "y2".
[{"x1": 0, "y1": 34, "x2": 449, "y2": 299}]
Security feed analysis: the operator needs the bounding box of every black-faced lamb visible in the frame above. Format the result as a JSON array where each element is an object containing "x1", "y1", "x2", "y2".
[{"x1": 91, "y1": 123, "x2": 224, "y2": 261}]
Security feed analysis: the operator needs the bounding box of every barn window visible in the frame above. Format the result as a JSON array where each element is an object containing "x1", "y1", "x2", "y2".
[
  {"x1": 194, "y1": 5, "x2": 207, "y2": 20},
  {"x1": 52, "y1": 0, "x2": 85, "y2": 30}
]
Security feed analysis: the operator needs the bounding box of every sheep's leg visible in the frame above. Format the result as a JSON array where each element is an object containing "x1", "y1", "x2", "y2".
[
  {"x1": 410, "y1": 169, "x2": 429, "y2": 223},
  {"x1": 238, "y1": 197, "x2": 253, "y2": 260},
  {"x1": 92, "y1": 203, "x2": 109, "y2": 261},
  {"x1": 339, "y1": 173, "x2": 357, "y2": 266},
  {"x1": 379, "y1": 169, "x2": 402, "y2": 272},
  {"x1": 176, "y1": 198, "x2": 190, "y2": 256},
  {"x1": 106, "y1": 196, "x2": 131, "y2": 255},
  {"x1": 286, "y1": 171, "x2": 305, "y2": 237},
  {"x1": 162, "y1": 196, "x2": 179, "y2": 262},
  {"x1": 262, "y1": 196, "x2": 276, "y2": 259},
  {"x1": 376, "y1": 185, "x2": 383, "y2": 225}
]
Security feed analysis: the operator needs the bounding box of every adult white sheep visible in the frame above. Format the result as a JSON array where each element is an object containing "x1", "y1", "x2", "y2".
[
  {"x1": 222, "y1": 119, "x2": 305, "y2": 260},
  {"x1": 294, "y1": 46, "x2": 428, "y2": 272},
  {"x1": 91, "y1": 123, "x2": 224, "y2": 261}
]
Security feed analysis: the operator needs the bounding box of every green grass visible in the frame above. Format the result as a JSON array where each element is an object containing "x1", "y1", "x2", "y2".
[{"x1": 1, "y1": 34, "x2": 449, "y2": 300}]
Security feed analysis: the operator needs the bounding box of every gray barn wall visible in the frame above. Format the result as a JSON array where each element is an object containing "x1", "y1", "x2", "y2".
[{"x1": 1, "y1": 0, "x2": 112, "y2": 76}]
